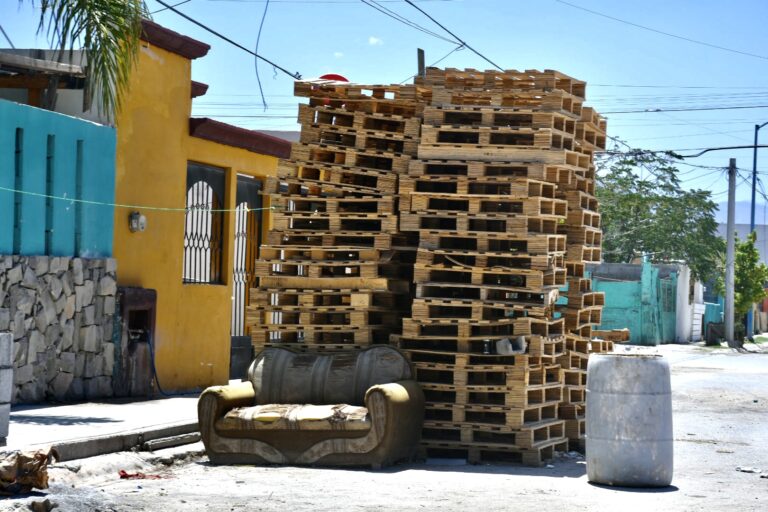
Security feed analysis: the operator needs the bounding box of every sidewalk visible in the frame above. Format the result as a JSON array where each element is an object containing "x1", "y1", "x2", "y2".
[{"x1": 2, "y1": 394, "x2": 200, "y2": 461}]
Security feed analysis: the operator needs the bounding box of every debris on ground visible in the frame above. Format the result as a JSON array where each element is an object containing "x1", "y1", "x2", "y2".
[
  {"x1": 28, "y1": 498, "x2": 58, "y2": 512},
  {"x1": 735, "y1": 466, "x2": 761, "y2": 473},
  {"x1": 0, "y1": 447, "x2": 58, "y2": 495},
  {"x1": 118, "y1": 470, "x2": 165, "y2": 480}
]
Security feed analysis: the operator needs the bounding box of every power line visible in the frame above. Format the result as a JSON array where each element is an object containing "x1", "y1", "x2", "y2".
[
  {"x1": 151, "y1": 0, "x2": 193, "y2": 14},
  {"x1": 604, "y1": 105, "x2": 768, "y2": 114},
  {"x1": 556, "y1": 0, "x2": 768, "y2": 62},
  {"x1": 399, "y1": 44, "x2": 465, "y2": 84},
  {"x1": 0, "y1": 186, "x2": 278, "y2": 213},
  {"x1": 404, "y1": 0, "x2": 504, "y2": 71},
  {"x1": 153, "y1": 0, "x2": 301, "y2": 79},
  {"x1": 359, "y1": 0, "x2": 459, "y2": 44},
  {"x1": 592, "y1": 84, "x2": 768, "y2": 90},
  {"x1": 0, "y1": 24, "x2": 15, "y2": 49},
  {"x1": 254, "y1": 0, "x2": 271, "y2": 111}
]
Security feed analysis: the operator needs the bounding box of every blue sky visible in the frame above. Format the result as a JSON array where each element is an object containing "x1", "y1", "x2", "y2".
[{"x1": 3, "y1": 0, "x2": 768, "y2": 209}]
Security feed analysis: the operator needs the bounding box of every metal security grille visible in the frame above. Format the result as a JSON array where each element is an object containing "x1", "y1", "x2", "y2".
[
  {"x1": 183, "y1": 162, "x2": 226, "y2": 284},
  {"x1": 231, "y1": 175, "x2": 262, "y2": 336}
]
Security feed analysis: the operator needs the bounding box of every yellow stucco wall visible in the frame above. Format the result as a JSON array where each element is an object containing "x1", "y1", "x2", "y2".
[{"x1": 113, "y1": 41, "x2": 279, "y2": 391}]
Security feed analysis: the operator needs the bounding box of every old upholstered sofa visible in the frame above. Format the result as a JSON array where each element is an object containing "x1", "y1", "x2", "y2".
[{"x1": 198, "y1": 345, "x2": 424, "y2": 468}]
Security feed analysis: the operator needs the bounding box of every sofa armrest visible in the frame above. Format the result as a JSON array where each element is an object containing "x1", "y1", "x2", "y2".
[
  {"x1": 364, "y1": 380, "x2": 425, "y2": 464},
  {"x1": 198, "y1": 381, "x2": 256, "y2": 444}
]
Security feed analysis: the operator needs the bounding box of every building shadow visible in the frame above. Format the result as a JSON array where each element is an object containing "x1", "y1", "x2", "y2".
[{"x1": 9, "y1": 414, "x2": 120, "y2": 426}]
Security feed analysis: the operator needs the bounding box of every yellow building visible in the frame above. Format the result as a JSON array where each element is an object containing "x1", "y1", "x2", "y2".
[{"x1": 113, "y1": 21, "x2": 289, "y2": 392}]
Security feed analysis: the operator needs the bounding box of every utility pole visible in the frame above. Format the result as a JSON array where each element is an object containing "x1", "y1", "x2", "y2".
[
  {"x1": 417, "y1": 48, "x2": 425, "y2": 81},
  {"x1": 748, "y1": 121, "x2": 768, "y2": 339},
  {"x1": 725, "y1": 158, "x2": 737, "y2": 347}
]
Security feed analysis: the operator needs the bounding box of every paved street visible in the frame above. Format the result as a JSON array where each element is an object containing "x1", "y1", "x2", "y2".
[{"x1": 4, "y1": 343, "x2": 768, "y2": 512}]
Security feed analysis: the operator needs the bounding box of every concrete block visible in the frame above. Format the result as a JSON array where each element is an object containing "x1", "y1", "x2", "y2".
[
  {"x1": 18, "y1": 381, "x2": 44, "y2": 403},
  {"x1": 106, "y1": 258, "x2": 117, "y2": 273},
  {"x1": 75, "y1": 353, "x2": 86, "y2": 378},
  {"x1": 14, "y1": 364, "x2": 33, "y2": 385},
  {"x1": 98, "y1": 276, "x2": 117, "y2": 297},
  {"x1": 21, "y1": 266, "x2": 38, "y2": 289},
  {"x1": 81, "y1": 325, "x2": 101, "y2": 352},
  {"x1": 59, "y1": 351, "x2": 76, "y2": 374},
  {"x1": 7, "y1": 265, "x2": 22, "y2": 286},
  {"x1": 12, "y1": 311, "x2": 26, "y2": 340},
  {"x1": 72, "y1": 258, "x2": 84, "y2": 285},
  {"x1": 48, "y1": 275, "x2": 63, "y2": 300},
  {"x1": 28, "y1": 329, "x2": 46, "y2": 354},
  {"x1": 84, "y1": 354, "x2": 104, "y2": 378},
  {"x1": 104, "y1": 296, "x2": 116, "y2": 316},
  {"x1": 60, "y1": 320, "x2": 74, "y2": 351},
  {"x1": 31, "y1": 256, "x2": 49, "y2": 276},
  {"x1": 49, "y1": 372, "x2": 73, "y2": 401},
  {"x1": 67, "y1": 377, "x2": 84, "y2": 400},
  {"x1": 0, "y1": 368, "x2": 12, "y2": 403},
  {"x1": 10, "y1": 288, "x2": 35, "y2": 316},
  {"x1": 13, "y1": 340, "x2": 27, "y2": 366},
  {"x1": 84, "y1": 376, "x2": 112, "y2": 399},
  {"x1": 64, "y1": 294, "x2": 76, "y2": 320},
  {"x1": 82, "y1": 305, "x2": 96, "y2": 326},
  {"x1": 61, "y1": 272, "x2": 74, "y2": 297},
  {"x1": 103, "y1": 343, "x2": 115, "y2": 376},
  {"x1": 0, "y1": 332, "x2": 12, "y2": 367},
  {"x1": 0, "y1": 403, "x2": 9, "y2": 438},
  {"x1": 0, "y1": 309, "x2": 10, "y2": 331},
  {"x1": 54, "y1": 294, "x2": 66, "y2": 316},
  {"x1": 75, "y1": 282, "x2": 95, "y2": 312}
]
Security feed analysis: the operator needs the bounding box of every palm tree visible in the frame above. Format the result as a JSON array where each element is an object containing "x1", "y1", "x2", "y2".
[{"x1": 27, "y1": 0, "x2": 147, "y2": 118}]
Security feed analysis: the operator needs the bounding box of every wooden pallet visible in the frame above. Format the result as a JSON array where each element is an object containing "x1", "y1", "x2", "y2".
[
  {"x1": 565, "y1": 245, "x2": 602, "y2": 263},
  {"x1": 254, "y1": 259, "x2": 403, "y2": 279},
  {"x1": 420, "y1": 380, "x2": 563, "y2": 409},
  {"x1": 290, "y1": 143, "x2": 411, "y2": 174},
  {"x1": 414, "y1": 284, "x2": 558, "y2": 317},
  {"x1": 421, "y1": 419, "x2": 565, "y2": 450},
  {"x1": 265, "y1": 230, "x2": 417, "y2": 250},
  {"x1": 410, "y1": 298, "x2": 550, "y2": 322},
  {"x1": 300, "y1": 124, "x2": 419, "y2": 156},
  {"x1": 418, "y1": 67, "x2": 586, "y2": 96},
  {"x1": 257, "y1": 275, "x2": 409, "y2": 292},
  {"x1": 561, "y1": 306, "x2": 603, "y2": 330},
  {"x1": 422, "y1": 436, "x2": 569, "y2": 466},
  {"x1": 418, "y1": 231, "x2": 565, "y2": 254},
  {"x1": 250, "y1": 325, "x2": 392, "y2": 346},
  {"x1": 258, "y1": 246, "x2": 382, "y2": 263},
  {"x1": 417, "y1": 145, "x2": 592, "y2": 170},
  {"x1": 400, "y1": 175, "x2": 557, "y2": 197},
  {"x1": 423, "y1": 106, "x2": 578, "y2": 132},
  {"x1": 413, "y1": 361, "x2": 539, "y2": 387},
  {"x1": 420, "y1": 125, "x2": 574, "y2": 151},
  {"x1": 272, "y1": 211, "x2": 399, "y2": 234},
  {"x1": 275, "y1": 160, "x2": 398, "y2": 195},
  {"x1": 564, "y1": 190, "x2": 599, "y2": 212},
  {"x1": 413, "y1": 263, "x2": 566, "y2": 290},
  {"x1": 270, "y1": 195, "x2": 395, "y2": 215},
  {"x1": 298, "y1": 104, "x2": 421, "y2": 138},
  {"x1": 416, "y1": 247, "x2": 564, "y2": 272},
  {"x1": 425, "y1": 402, "x2": 559, "y2": 430},
  {"x1": 400, "y1": 211, "x2": 558, "y2": 235},
  {"x1": 250, "y1": 287, "x2": 401, "y2": 309},
  {"x1": 565, "y1": 291, "x2": 605, "y2": 309},
  {"x1": 591, "y1": 328, "x2": 630, "y2": 342},
  {"x1": 556, "y1": 351, "x2": 589, "y2": 371},
  {"x1": 402, "y1": 194, "x2": 566, "y2": 218},
  {"x1": 294, "y1": 80, "x2": 427, "y2": 102},
  {"x1": 400, "y1": 316, "x2": 565, "y2": 341},
  {"x1": 306, "y1": 95, "x2": 423, "y2": 118},
  {"x1": 426, "y1": 87, "x2": 584, "y2": 116},
  {"x1": 562, "y1": 225, "x2": 602, "y2": 245},
  {"x1": 249, "y1": 308, "x2": 402, "y2": 328}
]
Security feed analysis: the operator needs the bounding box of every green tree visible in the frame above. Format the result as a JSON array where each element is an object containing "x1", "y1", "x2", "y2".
[
  {"x1": 25, "y1": 0, "x2": 147, "y2": 118},
  {"x1": 596, "y1": 147, "x2": 724, "y2": 282},
  {"x1": 714, "y1": 232, "x2": 768, "y2": 344}
]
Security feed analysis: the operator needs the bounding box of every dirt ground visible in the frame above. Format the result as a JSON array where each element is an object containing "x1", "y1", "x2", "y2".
[{"x1": 4, "y1": 343, "x2": 768, "y2": 512}]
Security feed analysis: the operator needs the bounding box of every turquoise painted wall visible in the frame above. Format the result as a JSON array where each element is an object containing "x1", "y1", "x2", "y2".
[
  {"x1": 0, "y1": 99, "x2": 116, "y2": 257},
  {"x1": 591, "y1": 262, "x2": 678, "y2": 346}
]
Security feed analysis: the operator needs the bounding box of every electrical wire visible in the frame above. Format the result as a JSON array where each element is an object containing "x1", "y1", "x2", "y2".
[
  {"x1": 604, "y1": 105, "x2": 768, "y2": 115},
  {"x1": 151, "y1": 0, "x2": 193, "y2": 14},
  {"x1": 556, "y1": 0, "x2": 768, "y2": 62},
  {"x1": 0, "y1": 185, "x2": 278, "y2": 213},
  {"x1": 254, "y1": 0, "x2": 270, "y2": 111},
  {"x1": 359, "y1": 0, "x2": 459, "y2": 44},
  {"x1": 0, "y1": 24, "x2": 15, "y2": 48},
  {"x1": 398, "y1": 43, "x2": 465, "y2": 84},
  {"x1": 404, "y1": 0, "x2": 504, "y2": 71},
  {"x1": 153, "y1": 0, "x2": 301, "y2": 79}
]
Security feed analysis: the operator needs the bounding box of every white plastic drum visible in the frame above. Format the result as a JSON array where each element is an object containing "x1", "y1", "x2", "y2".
[{"x1": 586, "y1": 354, "x2": 673, "y2": 487}]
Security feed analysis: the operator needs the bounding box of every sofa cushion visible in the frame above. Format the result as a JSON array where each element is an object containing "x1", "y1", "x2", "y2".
[
  {"x1": 248, "y1": 345, "x2": 413, "y2": 406},
  {"x1": 217, "y1": 403, "x2": 370, "y2": 432}
]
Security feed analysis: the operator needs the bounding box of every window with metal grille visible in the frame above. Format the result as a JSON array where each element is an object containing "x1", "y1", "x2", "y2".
[
  {"x1": 183, "y1": 162, "x2": 226, "y2": 284},
  {"x1": 231, "y1": 175, "x2": 263, "y2": 336}
]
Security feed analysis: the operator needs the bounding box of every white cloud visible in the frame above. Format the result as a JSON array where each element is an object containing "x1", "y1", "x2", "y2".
[
  {"x1": 334, "y1": 52, "x2": 344, "y2": 59},
  {"x1": 368, "y1": 36, "x2": 383, "y2": 46}
]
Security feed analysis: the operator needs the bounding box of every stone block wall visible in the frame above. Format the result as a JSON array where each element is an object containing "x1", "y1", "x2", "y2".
[{"x1": 0, "y1": 256, "x2": 117, "y2": 403}]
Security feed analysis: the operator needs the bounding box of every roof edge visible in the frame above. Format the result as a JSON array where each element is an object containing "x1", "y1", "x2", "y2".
[
  {"x1": 189, "y1": 118, "x2": 291, "y2": 159},
  {"x1": 141, "y1": 20, "x2": 210, "y2": 60}
]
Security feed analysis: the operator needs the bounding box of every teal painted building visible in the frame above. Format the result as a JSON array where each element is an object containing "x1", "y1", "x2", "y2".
[{"x1": 0, "y1": 99, "x2": 116, "y2": 257}]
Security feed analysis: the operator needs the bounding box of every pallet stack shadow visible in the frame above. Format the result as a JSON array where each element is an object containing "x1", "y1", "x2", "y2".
[
  {"x1": 394, "y1": 68, "x2": 608, "y2": 464},
  {"x1": 246, "y1": 81, "x2": 423, "y2": 352}
]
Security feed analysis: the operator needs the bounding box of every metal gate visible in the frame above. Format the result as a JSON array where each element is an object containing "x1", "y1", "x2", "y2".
[{"x1": 231, "y1": 175, "x2": 263, "y2": 337}]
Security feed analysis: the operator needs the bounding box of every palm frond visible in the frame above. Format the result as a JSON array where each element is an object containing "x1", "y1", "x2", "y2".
[{"x1": 29, "y1": 0, "x2": 148, "y2": 120}]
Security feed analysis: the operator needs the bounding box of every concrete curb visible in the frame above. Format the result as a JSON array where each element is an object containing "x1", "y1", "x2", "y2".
[{"x1": 49, "y1": 421, "x2": 199, "y2": 461}]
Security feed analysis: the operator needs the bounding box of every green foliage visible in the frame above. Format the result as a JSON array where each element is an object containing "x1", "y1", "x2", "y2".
[
  {"x1": 714, "y1": 232, "x2": 768, "y2": 317},
  {"x1": 26, "y1": 0, "x2": 148, "y2": 119},
  {"x1": 596, "y1": 146, "x2": 724, "y2": 282}
]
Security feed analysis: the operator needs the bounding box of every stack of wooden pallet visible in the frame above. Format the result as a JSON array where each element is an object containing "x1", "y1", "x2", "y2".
[
  {"x1": 246, "y1": 81, "x2": 424, "y2": 352},
  {"x1": 395, "y1": 68, "x2": 608, "y2": 464}
]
